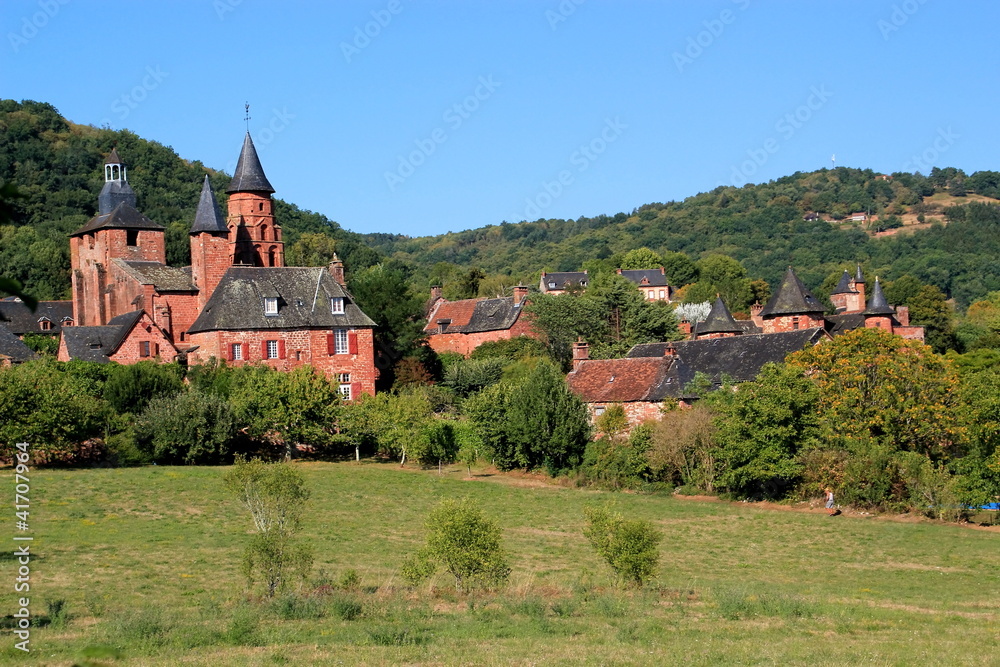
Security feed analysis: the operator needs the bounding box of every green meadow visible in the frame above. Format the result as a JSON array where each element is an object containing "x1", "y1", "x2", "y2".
[{"x1": 5, "y1": 462, "x2": 998, "y2": 665}]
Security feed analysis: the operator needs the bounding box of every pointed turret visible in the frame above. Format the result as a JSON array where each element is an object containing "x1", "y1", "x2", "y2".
[
  {"x1": 831, "y1": 270, "x2": 855, "y2": 295},
  {"x1": 227, "y1": 133, "x2": 274, "y2": 193},
  {"x1": 855, "y1": 264, "x2": 865, "y2": 284},
  {"x1": 696, "y1": 296, "x2": 743, "y2": 337},
  {"x1": 759, "y1": 267, "x2": 826, "y2": 318},
  {"x1": 863, "y1": 277, "x2": 895, "y2": 315},
  {"x1": 190, "y1": 176, "x2": 228, "y2": 234}
]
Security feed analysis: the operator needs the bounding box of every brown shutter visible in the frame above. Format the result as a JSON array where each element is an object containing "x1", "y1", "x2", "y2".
[
  {"x1": 327, "y1": 333, "x2": 335, "y2": 356},
  {"x1": 348, "y1": 331, "x2": 358, "y2": 355},
  {"x1": 225, "y1": 343, "x2": 233, "y2": 362},
  {"x1": 351, "y1": 382, "x2": 362, "y2": 401},
  {"x1": 153, "y1": 343, "x2": 159, "y2": 357},
  {"x1": 278, "y1": 339, "x2": 286, "y2": 359},
  {"x1": 261, "y1": 341, "x2": 269, "y2": 358}
]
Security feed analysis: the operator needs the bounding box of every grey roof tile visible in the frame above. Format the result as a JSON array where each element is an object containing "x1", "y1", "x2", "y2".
[
  {"x1": 190, "y1": 175, "x2": 228, "y2": 234},
  {"x1": 115, "y1": 260, "x2": 196, "y2": 292},
  {"x1": 759, "y1": 267, "x2": 826, "y2": 317},
  {"x1": 863, "y1": 278, "x2": 895, "y2": 315},
  {"x1": 71, "y1": 202, "x2": 164, "y2": 236},
  {"x1": 831, "y1": 270, "x2": 856, "y2": 295},
  {"x1": 0, "y1": 300, "x2": 74, "y2": 335},
  {"x1": 619, "y1": 269, "x2": 668, "y2": 287},
  {"x1": 226, "y1": 133, "x2": 275, "y2": 194},
  {"x1": 694, "y1": 296, "x2": 743, "y2": 335},
  {"x1": 0, "y1": 326, "x2": 36, "y2": 362}
]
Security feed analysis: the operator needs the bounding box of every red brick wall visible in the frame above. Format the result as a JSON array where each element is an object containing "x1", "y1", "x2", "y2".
[
  {"x1": 762, "y1": 313, "x2": 825, "y2": 334},
  {"x1": 188, "y1": 326, "x2": 377, "y2": 397},
  {"x1": 426, "y1": 314, "x2": 538, "y2": 357},
  {"x1": 108, "y1": 313, "x2": 178, "y2": 363},
  {"x1": 190, "y1": 232, "x2": 231, "y2": 308},
  {"x1": 585, "y1": 401, "x2": 667, "y2": 432},
  {"x1": 227, "y1": 192, "x2": 284, "y2": 267}
]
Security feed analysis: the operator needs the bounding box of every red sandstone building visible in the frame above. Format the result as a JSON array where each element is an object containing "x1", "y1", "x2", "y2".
[
  {"x1": 59, "y1": 138, "x2": 377, "y2": 398},
  {"x1": 423, "y1": 285, "x2": 535, "y2": 357}
]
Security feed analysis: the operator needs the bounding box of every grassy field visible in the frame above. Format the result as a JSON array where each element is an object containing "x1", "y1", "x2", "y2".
[{"x1": 4, "y1": 461, "x2": 999, "y2": 666}]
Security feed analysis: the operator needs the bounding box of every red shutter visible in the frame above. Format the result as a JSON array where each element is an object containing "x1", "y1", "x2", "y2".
[
  {"x1": 153, "y1": 343, "x2": 159, "y2": 357},
  {"x1": 278, "y1": 339, "x2": 286, "y2": 359},
  {"x1": 351, "y1": 382, "x2": 362, "y2": 401},
  {"x1": 348, "y1": 331, "x2": 358, "y2": 355},
  {"x1": 327, "y1": 333, "x2": 335, "y2": 356},
  {"x1": 261, "y1": 341, "x2": 269, "y2": 359},
  {"x1": 225, "y1": 343, "x2": 233, "y2": 361}
]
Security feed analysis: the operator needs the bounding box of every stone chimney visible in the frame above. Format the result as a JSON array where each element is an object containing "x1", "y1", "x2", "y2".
[
  {"x1": 678, "y1": 318, "x2": 692, "y2": 338},
  {"x1": 895, "y1": 305, "x2": 910, "y2": 326},
  {"x1": 572, "y1": 338, "x2": 589, "y2": 371},
  {"x1": 513, "y1": 284, "x2": 529, "y2": 303},
  {"x1": 430, "y1": 285, "x2": 443, "y2": 302},
  {"x1": 664, "y1": 341, "x2": 678, "y2": 359},
  {"x1": 328, "y1": 253, "x2": 345, "y2": 286},
  {"x1": 750, "y1": 302, "x2": 764, "y2": 329}
]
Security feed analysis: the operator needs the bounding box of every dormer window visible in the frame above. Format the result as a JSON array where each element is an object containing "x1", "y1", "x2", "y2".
[
  {"x1": 331, "y1": 297, "x2": 344, "y2": 314},
  {"x1": 38, "y1": 319, "x2": 52, "y2": 331},
  {"x1": 548, "y1": 282, "x2": 557, "y2": 289},
  {"x1": 264, "y1": 297, "x2": 279, "y2": 316}
]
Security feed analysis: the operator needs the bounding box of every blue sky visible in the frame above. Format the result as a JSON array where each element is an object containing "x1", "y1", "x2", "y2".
[{"x1": 3, "y1": 0, "x2": 998, "y2": 237}]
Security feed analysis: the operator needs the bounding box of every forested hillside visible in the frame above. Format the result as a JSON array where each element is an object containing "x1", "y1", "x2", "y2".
[{"x1": 3, "y1": 98, "x2": 1000, "y2": 317}]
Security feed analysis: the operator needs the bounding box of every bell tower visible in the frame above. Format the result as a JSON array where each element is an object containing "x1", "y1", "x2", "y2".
[{"x1": 226, "y1": 132, "x2": 284, "y2": 267}]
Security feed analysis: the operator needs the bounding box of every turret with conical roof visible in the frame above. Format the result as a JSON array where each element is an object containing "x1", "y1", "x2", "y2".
[
  {"x1": 759, "y1": 267, "x2": 826, "y2": 333},
  {"x1": 695, "y1": 296, "x2": 744, "y2": 338},
  {"x1": 98, "y1": 148, "x2": 137, "y2": 214},
  {"x1": 190, "y1": 176, "x2": 228, "y2": 234},
  {"x1": 830, "y1": 269, "x2": 865, "y2": 313},
  {"x1": 863, "y1": 277, "x2": 895, "y2": 315},
  {"x1": 225, "y1": 132, "x2": 283, "y2": 267},
  {"x1": 190, "y1": 175, "x2": 232, "y2": 307}
]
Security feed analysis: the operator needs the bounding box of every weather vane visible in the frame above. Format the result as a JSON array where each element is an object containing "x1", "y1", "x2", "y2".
[{"x1": 244, "y1": 102, "x2": 251, "y2": 132}]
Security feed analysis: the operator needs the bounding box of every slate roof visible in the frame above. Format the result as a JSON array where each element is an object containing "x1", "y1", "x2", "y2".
[
  {"x1": 190, "y1": 175, "x2": 228, "y2": 234},
  {"x1": 0, "y1": 326, "x2": 36, "y2": 363},
  {"x1": 625, "y1": 328, "x2": 827, "y2": 392},
  {"x1": 71, "y1": 202, "x2": 164, "y2": 237},
  {"x1": 759, "y1": 267, "x2": 826, "y2": 317},
  {"x1": 567, "y1": 357, "x2": 679, "y2": 403},
  {"x1": 105, "y1": 148, "x2": 123, "y2": 164},
  {"x1": 619, "y1": 268, "x2": 668, "y2": 287},
  {"x1": 0, "y1": 300, "x2": 74, "y2": 335},
  {"x1": 694, "y1": 297, "x2": 743, "y2": 335},
  {"x1": 863, "y1": 278, "x2": 895, "y2": 315},
  {"x1": 114, "y1": 259, "x2": 196, "y2": 292},
  {"x1": 541, "y1": 271, "x2": 588, "y2": 291},
  {"x1": 227, "y1": 133, "x2": 275, "y2": 194},
  {"x1": 855, "y1": 264, "x2": 865, "y2": 283},
  {"x1": 189, "y1": 267, "x2": 375, "y2": 333},
  {"x1": 425, "y1": 295, "x2": 526, "y2": 334},
  {"x1": 824, "y1": 313, "x2": 866, "y2": 337},
  {"x1": 60, "y1": 310, "x2": 144, "y2": 363},
  {"x1": 831, "y1": 270, "x2": 856, "y2": 295}
]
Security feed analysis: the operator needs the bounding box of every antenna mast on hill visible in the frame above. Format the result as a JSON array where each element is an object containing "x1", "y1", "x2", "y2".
[
  {"x1": 244, "y1": 102, "x2": 251, "y2": 132},
  {"x1": 831, "y1": 154, "x2": 836, "y2": 170}
]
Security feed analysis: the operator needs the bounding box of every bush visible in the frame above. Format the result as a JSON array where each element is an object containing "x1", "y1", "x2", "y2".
[
  {"x1": 647, "y1": 403, "x2": 718, "y2": 491},
  {"x1": 402, "y1": 497, "x2": 510, "y2": 592},
  {"x1": 581, "y1": 427, "x2": 653, "y2": 490},
  {"x1": 103, "y1": 361, "x2": 184, "y2": 415},
  {"x1": 442, "y1": 357, "x2": 504, "y2": 396},
  {"x1": 134, "y1": 389, "x2": 239, "y2": 464},
  {"x1": 583, "y1": 505, "x2": 662, "y2": 587}
]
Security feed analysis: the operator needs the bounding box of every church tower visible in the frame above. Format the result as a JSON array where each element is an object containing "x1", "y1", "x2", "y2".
[
  {"x1": 189, "y1": 175, "x2": 231, "y2": 308},
  {"x1": 226, "y1": 133, "x2": 284, "y2": 267}
]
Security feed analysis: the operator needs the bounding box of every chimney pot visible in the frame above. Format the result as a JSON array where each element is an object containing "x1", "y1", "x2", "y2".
[
  {"x1": 572, "y1": 338, "x2": 589, "y2": 371},
  {"x1": 513, "y1": 284, "x2": 529, "y2": 303}
]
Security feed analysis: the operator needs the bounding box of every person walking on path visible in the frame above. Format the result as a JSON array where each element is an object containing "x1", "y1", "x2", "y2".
[{"x1": 824, "y1": 487, "x2": 838, "y2": 516}]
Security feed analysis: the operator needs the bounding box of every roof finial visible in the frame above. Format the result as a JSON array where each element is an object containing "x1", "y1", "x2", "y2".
[{"x1": 244, "y1": 102, "x2": 251, "y2": 133}]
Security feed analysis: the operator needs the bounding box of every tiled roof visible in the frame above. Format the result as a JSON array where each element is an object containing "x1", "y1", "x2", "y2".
[
  {"x1": 541, "y1": 271, "x2": 588, "y2": 290},
  {"x1": 114, "y1": 259, "x2": 196, "y2": 292},
  {"x1": 71, "y1": 202, "x2": 164, "y2": 237},
  {"x1": 0, "y1": 326, "x2": 36, "y2": 362},
  {"x1": 567, "y1": 357, "x2": 678, "y2": 402},
  {"x1": 190, "y1": 175, "x2": 228, "y2": 234},
  {"x1": 425, "y1": 296, "x2": 525, "y2": 334},
  {"x1": 831, "y1": 270, "x2": 856, "y2": 295},
  {"x1": 619, "y1": 269, "x2": 668, "y2": 287},
  {"x1": 227, "y1": 133, "x2": 275, "y2": 194},
  {"x1": 759, "y1": 267, "x2": 826, "y2": 317},
  {"x1": 60, "y1": 310, "x2": 144, "y2": 363},
  {"x1": 863, "y1": 278, "x2": 895, "y2": 315},
  {"x1": 626, "y1": 328, "x2": 826, "y2": 390},
  {"x1": 189, "y1": 267, "x2": 375, "y2": 333},
  {"x1": 694, "y1": 296, "x2": 743, "y2": 335},
  {"x1": 0, "y1": 300, "x2": 74, "y2": 335},
  {"x1": 824, "y1": 313, "x2": 866, "y2": 337}
]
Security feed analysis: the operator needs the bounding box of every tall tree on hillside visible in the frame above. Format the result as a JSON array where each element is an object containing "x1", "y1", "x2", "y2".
[{"x1": 619, "y1": 247, "x2": 662, "y2": 270}]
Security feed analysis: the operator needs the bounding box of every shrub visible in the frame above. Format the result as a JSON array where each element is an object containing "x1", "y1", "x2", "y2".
[
  {"x1": 442, "y1": 357, "x2": 505, "y2": 396},
  {"x1": 134, "y1": 389, "x2": 239, "y2": 464},
  {"x1": 648, "y1": 403, "x2": 718, "y2": 491},
  {"x1": 581, "y1": 429, "x2": 653, "y2": 491},
  {"x1": 402, "y1": 497, "x2": 510, "y2": 592},
  {"x1": 583, "y1": 505, "x2": 662, "y2": 587},
  {"x1": 330, "y1": 595, "x2": 363, "y2": 621},
  {"x1": 103, "y1": 360, "x2": 184, "y2": 415}
]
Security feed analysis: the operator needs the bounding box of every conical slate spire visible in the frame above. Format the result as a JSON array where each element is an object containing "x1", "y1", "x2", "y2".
[
  {"x1": 697, "y1": 296, "x2": 743, "y2": 335},
  {"x1": 855, "y1": 264, "x2": 865, "y2": 283},
  {"x1": 759, "y1": 267, "x2": 826, "y2": 317},
  {"x1": 831, "y1": 270, "x2": 856, "y2": 295},
  {"x1": 226, "y1": 132, "x2": 275, "y2": 194},
  {"x1": 863, "y1": 277, "x2": 895, "y2": 315},
  {"x1": 190, "y1": 175, "x2": 228, "y2": 234}
]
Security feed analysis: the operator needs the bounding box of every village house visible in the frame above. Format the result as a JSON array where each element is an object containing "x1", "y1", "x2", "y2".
[
  {"x1": 538, "y1": 271, "x2": 588, "y2": 295},
  {"x1": 0, "y1": 299, "x2": 74, "y2": 337},
  {"x1": 59, "y1": 137, "x2": 378, "y2": 397},
  {"x1": 0, "y1": 325, "x2": 36, "y2": 365},
  {"x1": 424, "y1": 285, "x2": 535, "y2": 357},
  {"x1": 538, "y1": 266, "x2": 674, "y2": 301}
]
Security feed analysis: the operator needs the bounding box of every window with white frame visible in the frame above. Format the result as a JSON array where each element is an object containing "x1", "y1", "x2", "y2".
[
  {"x1": 266, "y1": 340, "x2": 279, "y2": 359},
  {"x1": 594, "y1": 406, "x2": 606, "y2": 416},
  {"x1": 338, "y1": 373, "x2": 351, "y2": 400},
  {"x1": 264, "y1": 297, "x2": 279, "y2": 316},
  {"x1": 331, "y1": 297, "x2": 344, "y2": 314},
  {"x1": 659, "y1": 290, "x2": 665, "y2": 299},
  {"x1": 232, "y1": 343, "x2": 243, "y2": 360},
  {"x1": 334, "y1": 329, "x2": 349, "y2": 354}
]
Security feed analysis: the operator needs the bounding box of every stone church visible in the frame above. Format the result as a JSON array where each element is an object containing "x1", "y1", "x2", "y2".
[{"x1": 59, "y1": 135, "x2": 377, "y2": 399}]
